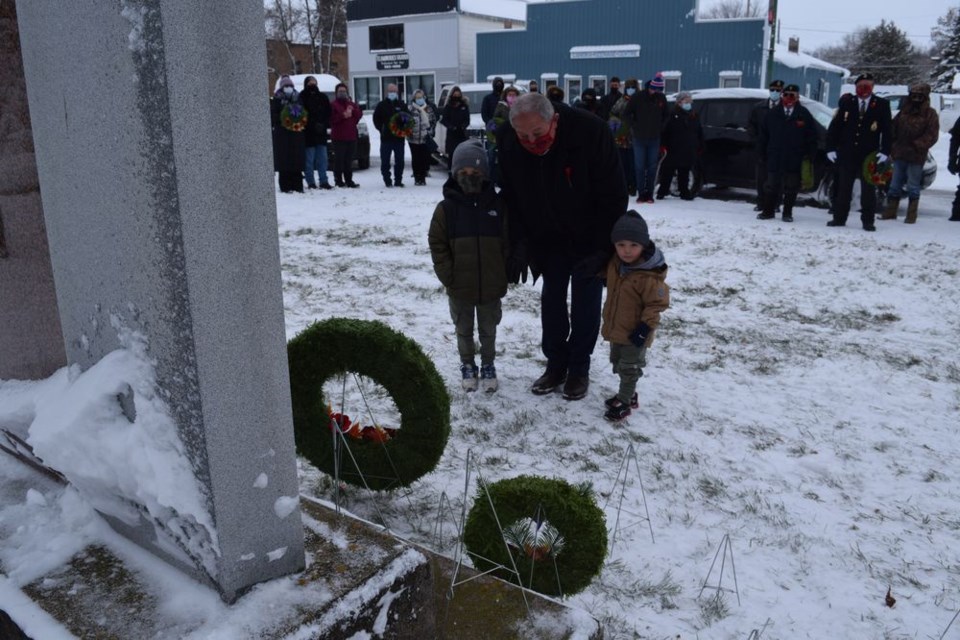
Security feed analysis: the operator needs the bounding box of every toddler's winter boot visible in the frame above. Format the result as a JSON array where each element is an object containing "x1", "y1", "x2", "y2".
[
  {"x1": 603, "y1": 398, "x2": 632, "y2": 422},
  {"x1": 604, "y1": 392, "x2": 638, "y2": 410}
]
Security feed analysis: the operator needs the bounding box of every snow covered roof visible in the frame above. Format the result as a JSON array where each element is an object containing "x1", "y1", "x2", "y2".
[
  {"x1": 775, "y1": 43, "x2": 848, "y2": 76},
  {"x1": 460, "y1": 0, "x2": 528, "y2": 22},
  {"x1": 569, "y1": 44, "x2": 641, "y2": 59}
]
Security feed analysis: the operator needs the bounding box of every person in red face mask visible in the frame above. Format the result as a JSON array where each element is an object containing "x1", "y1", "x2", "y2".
[
  {"x1": 825, "y1": 72, "x2": 892, "y2": 231},
  {"x1": 497, "y1": 92, "x2": 628, "y2": 401}
]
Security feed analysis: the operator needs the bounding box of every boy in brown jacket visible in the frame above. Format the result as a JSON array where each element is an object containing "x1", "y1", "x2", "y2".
[{"x1": 600, "y1": 210, "x2": 670, "y2": 421}]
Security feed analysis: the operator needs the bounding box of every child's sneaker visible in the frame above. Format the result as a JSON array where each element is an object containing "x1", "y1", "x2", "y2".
[
  {"x1": 460, "y1": 363, "x2": 479, "y2": 392},
  {"x1": 604, "y1": 399, "x2": 632, "y2": 422},
  {"x1": 604, "y1": 393, "x2": 638, "y2": 410},
  {"x1": 479, "y1": 364, "x2": 498, "y2": 393}
]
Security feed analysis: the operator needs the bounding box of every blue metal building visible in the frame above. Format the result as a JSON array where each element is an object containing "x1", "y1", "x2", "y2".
[{"x1": 476, "y1": 0, "x2": 845, "y2": 104}]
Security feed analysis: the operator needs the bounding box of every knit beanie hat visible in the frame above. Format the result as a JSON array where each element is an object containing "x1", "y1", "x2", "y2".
[
  {"x1": 611, "y1": 210, "x2": 650, "y2": 245},
  {"x1": 649, "y1": 73, "x2": 665, "y2": 91},
  {"x1": 280, "y1": 75, "x2": 294, "y2": 88},
  {"x1": 451, "y1": 140, "x2": 489, "y2": 177}
]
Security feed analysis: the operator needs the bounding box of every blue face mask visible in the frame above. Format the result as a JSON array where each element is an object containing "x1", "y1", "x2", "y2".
[
  {"x1": 415, "y1": 97, "x2": 425, "y2": 106},
  {"x1": 388, "y1": 92, "x2": 398, "y2": 100},
  {"x1": 681, "y1": 102, "x2": 692, "y2": 111},
  {"x1": 626, "y1": 87, "x2": 636, "y2": 96},
  {"x1": 769, "y1": 90, "x2": 781, "y2": 102}
]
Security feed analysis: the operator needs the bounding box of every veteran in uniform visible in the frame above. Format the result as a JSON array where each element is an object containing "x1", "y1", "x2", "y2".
[{"x1": 825, "y1": 73, "x2": 892, "y2": 232}]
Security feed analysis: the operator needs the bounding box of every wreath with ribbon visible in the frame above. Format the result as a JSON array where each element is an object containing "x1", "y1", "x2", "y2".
[
  {"x1": 388, "y1": 111, "x2": 415, "y2": 138},
  {"x1": 862, "y1": 151, "x2": 893, "y2": 187},
  {"x1": 287, "y1": 318, "x2": 450, "y2": 491},
  {"x1": 463, "y1": 475, "x2": 607, "y2": 596},
  {"x1": 608, "y1": 117, "x2": 631, "y2": 147},
  {"x1": 280, "y1": 103, "x2": 308, "y2": 133}
]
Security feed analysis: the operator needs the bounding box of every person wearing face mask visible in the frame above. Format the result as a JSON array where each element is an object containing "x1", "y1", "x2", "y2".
[
  {"x1": 881, "y1": 82, "x2": 939, "y2": 223},
  {"x1": 329, "y1": 83, "x2": 362, "y2": 188},
  {"x1": 948, "y1": 116, "x2": 960, "y2": 221},
  {"x1": 300, "y1": 76, "x2": 333, "y2": 190},
  {"x1": 498, "y1": 92, "x2": 627, "y2": 401},
  {"x1": 407, "y1": 89, "x2": 438, "y2": 186},
  {"x1": 440, "y1": 86, "x2": 470, "y2": 170},
  {"x1": 373, "y1": 83, "x2": 411, "y2": 187},
  {"x1": 487, "y1": 85, "x2": 522, "y2": 186},
  {"x1": 748, "y1": 79, "x2": 785, "y2": 212},
  {"x1": 528, "y1": 80, "x2": 539, "y2": 94},
  {"x1": 575, "y1": 88, "x2": 601, "y2": 116},
  {"x1": 756, "y1": 84, "x2": 817, "y2": 223},
  {"x1": 598, "y1": 76, "x2": 622, "y2": 121},
  {"x1": 826, "y1": 72, "x2": 891, "y2": 231},
  {"x1": 609, "y1": 78, "x2": 639, "y2": 196},
  {"x1": 622, "y1": 73, "x2": 669, "y2": 204},
  {"x1": 656, "y1": 92, "x2": 703, "y2": 201},
  {"x1": 270, "y1": 75, "x2": 307, "y2": 193},
  {"x1": 428, "y1": 140, "x2": 509, "y2": 393}
]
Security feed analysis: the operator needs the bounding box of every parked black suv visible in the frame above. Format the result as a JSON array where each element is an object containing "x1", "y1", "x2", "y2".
[{"x1": 671, "y1": 88, "x2": 936, "y2": 206}]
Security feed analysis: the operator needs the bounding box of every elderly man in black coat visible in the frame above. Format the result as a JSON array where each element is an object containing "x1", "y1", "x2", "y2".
[
  {"x1": 826, "y1": 73, "x2": 892, "y2": 231},
  {"x1": 497, "y1": 92, "x2": 627, "y2": 400},
  {"x1": 756, "y1": 83, "x2": 817, "y2": 223}
]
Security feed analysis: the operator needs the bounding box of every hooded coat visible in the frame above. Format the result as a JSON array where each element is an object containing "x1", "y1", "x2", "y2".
[
  {"x1": 300, "y1": 84, "x2": 331, "y2": 147},
  {"x1": 496, "y1": 102, "x2": 627, "y2": 268},
  {"x1": 890, "y1": 84, "x2": 939, "y2": 165},
  {"x1": 270, "y1": 88, "x2": 306, "y2": 172},
  {"x1": 600, "y1": 246, "x2": 670, "y2": 348},
  {"x1": 428, "y1": 178, "x2": 509, "y2": 304}
]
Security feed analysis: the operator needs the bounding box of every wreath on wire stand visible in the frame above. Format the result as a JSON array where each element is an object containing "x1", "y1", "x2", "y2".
[
  {"x1": 388, "y1": 111, "x2": 416, "y2": 138},
  {"x1": 862, "y1": 151, "x2": 893, "y2": 187},
  {"x1": 280, "y1": 103, "x2": 308, "y2": 132},
  {"x1": 462, "y1": 475, "x2": 608, "y2": 597},
  {"x1": 287, "y1": 318, "x2": 451, "y2": 491}
]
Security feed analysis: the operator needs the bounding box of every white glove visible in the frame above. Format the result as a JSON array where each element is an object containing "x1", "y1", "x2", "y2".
[
  {"x1": 826, "y1": 151, "x2": 837, "y2": 163},
  {"x1": 876, "y1": 152, "x2": 888, "y2": 164}
]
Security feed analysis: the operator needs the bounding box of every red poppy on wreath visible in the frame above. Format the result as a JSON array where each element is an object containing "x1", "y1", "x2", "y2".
[
  {"x1": 388, "y1": 111, "x2": 415, "y2": 138},
  {"x1": 327, "y1": 406, "x2": 396, "y2": 443},
  {"x1": 862, "y1": 151, "x2": 893, "y2": 186},
  {"x1": 280, "y1": 103, "x2": 308, "y2": 132}
]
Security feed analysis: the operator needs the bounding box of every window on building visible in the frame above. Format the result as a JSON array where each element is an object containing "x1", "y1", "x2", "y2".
[
  {"x1": 662, "y1": 72, "x2": 682, "y2": 94},
  {"x1": 353, "y1": 76, "x2": 381, "y2": 111},
  {"x1": 565, "y1": 76, "x2": 582, "y2": 105},
  {"x1": 719, "y1": 71, "x2": 742, "y2": 88},
  {"x1": 406, "y1": 74, "x2": 436, "y2": 103},
  {"x1": 370, "y1": 24, "x2": 404, "y2": 51},
  {"x1": 589, "y1": 76, "x2": 606, "y2": 95},
  {"x1": 542, "y1": 74, "x2": 558, "y2": 90}
]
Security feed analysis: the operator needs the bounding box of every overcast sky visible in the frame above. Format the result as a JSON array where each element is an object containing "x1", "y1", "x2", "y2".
[{"x1": 699, "y1": 0, "x2": 956, "y2": 52}]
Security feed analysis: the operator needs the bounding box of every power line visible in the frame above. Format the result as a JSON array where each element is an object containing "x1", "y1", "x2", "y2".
[{"x1": 783, "y1": 26, "x2": 933, "y2": 38}]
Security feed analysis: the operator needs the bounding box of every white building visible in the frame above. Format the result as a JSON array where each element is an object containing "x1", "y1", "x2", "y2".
[{"x1": 346, "y1": 0, "x2": 527, "y2": 107}]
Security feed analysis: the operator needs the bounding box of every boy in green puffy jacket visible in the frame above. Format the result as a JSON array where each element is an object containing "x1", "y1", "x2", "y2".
[
  {"x1": 600, "y1": 210, "x2": 670, "y2": 421},
  {"x1": 428, "y1": 140, "x2": 509, "y2": 393}
]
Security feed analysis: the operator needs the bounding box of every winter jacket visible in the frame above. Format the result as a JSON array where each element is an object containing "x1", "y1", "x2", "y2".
[
  {"x1": 748, "y1": 99, "x2": 776, "y2": 146},
  {"x1": 598, "y1": 89, "x2": 622, "y2": 121},
  {"x1": 827, "y1": 93, "x2": 891, "y2": 163},
  {"x1": 622, "y1": 90, "x2": 668, "y2": 140},
  {"x1": 300, "y1": 85, "x2": 331, "y2": 147},
  {"x1": 949, "y1": 116, "x2": 960, "y2": 169},
  {"x1": 891, "y1": 87, "x2": 939, "y2": 164},
  {"x1": 428, "y1": 178, "x2": 509, "y2": 304},
  {"x1": 660, "y1": 106, "x2": 704, "y2": 167},
  {"x1": 373, "y1": 97, "x2": 411, "y2": 142},
  {"x1": 601, "y1": 247, "x2": 670, "y2": 348},
  {"x1": 760, "y1": 103, "x2": 818, "y2": 174},
  {"x1": 609, "y1": 96, "x2": 633, "y2": 149},
  {"x1": 270, "y1": 90, "x2": 306, "y2": 172},
  {"x1": 330, "y1": 96, "x2": 361, "y2": 142},
  {"x1": 481, "y1": 91, "x2": 501, "y2": 124},
  {"x1": 486, "y1": 100, "x2": 511, "y2": 148},
  {"x1": 440, "y1": 98, "x2": 471, "y2": 157},
  {"x1": 407, "y1": 101, "x2": 437, "y2": 145},
  {"x1": 497, "y1": 102, "x2": 627, "y2": 267}
]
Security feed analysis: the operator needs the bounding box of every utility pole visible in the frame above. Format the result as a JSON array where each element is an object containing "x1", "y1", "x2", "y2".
[{"x1": 765, "y1": 0, "x2": 778, "y2": 87}]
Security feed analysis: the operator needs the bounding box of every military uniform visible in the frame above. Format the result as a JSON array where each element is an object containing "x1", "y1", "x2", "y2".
[{"x1": 826, "y1": 83, "x2": 891, "y2": 231}]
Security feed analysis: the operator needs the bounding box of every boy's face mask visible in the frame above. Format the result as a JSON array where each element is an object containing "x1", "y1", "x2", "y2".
[{"x1": 456, "y1": 172, "x2": 485, "y2": 194}]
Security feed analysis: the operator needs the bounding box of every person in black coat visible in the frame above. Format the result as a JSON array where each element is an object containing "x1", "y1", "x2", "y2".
[
  {"x1": 440, "y1": 86, "x2": 471, "y2": 169},
  {"x1": 598, "y1": 76, "x2": 622, "y2": 121},
  {"x1": 756, "y1": 84, "x2": 817, "y2": 223},
  {"x1": 622, "y1": 74, "x2": 669, "y2": 203},
  {"x1": 270, "y1": 75, "x2": 306, "y2": 193},
  {"x1": 497, "y1": 92, "x2": 627, "y2": 401},
  {"x1": 826, "y1": 73, "x2": 892, "y2": 231},
  {"x1": 481, "y1": 77, "x2": 504, "y2": 125},
  {"x1": 575, "y1": 87, "x2": 602, "y2": 117},
  {"x1": 656, "y1": 92, "x2": 703, "y2": 200},
  {"x1": 948, "y1": 116, "x2": 960, "y2": 221},
  {"x1": 748, "y1": 79, "x2": 784, "y2": 211},
  {"x1": 300, "y1": 76, "x2": 332, "y2": 189},
  {"x1": 373, "y1": 83, "x2": 411, "y2": 187}
]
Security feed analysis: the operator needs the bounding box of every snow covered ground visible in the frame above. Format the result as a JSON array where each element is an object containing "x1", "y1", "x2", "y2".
[{"x1": 2, "y1": 124, "x2": 960, "y2": 639}]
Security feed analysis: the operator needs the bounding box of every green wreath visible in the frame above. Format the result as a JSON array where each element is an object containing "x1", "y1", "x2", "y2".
[
  {"x1": 463, "y1": 475, "x2": 608, "y2": 596},
  {"x1": 287, "y1": 318, "x2": 451, "y2": 491}
]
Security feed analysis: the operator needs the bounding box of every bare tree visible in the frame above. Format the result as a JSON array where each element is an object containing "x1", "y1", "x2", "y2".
[
  {"x1": 321, "y1": 0, "x2": 347, "y2": 76},
  {"x1": 304, "y1": 0, "x2": 323, "y2": 73},
  {"x1": 700, "y1": 0, "x2": 763, "y2": 19},
  {"x1": 265, "y1": 0, "x2": 302, "y2": 74}
]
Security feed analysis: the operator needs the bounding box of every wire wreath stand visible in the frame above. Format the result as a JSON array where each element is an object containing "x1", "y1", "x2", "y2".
[
  {"x1": 698, "y1": 532, "x2": 741, "y2": 606},
  {"x1": 603, "y1": 443, "x2": 655, "y2": 548}
]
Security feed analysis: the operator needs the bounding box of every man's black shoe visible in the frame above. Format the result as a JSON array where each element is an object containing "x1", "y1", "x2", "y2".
[
  {"x1": 863, "y1": 224, "x2": 876, "y2": 232},
  {"x1": 782, "y1": 213, "x2": 793, "y2": 222},
  {"x1": 346, "y1": 181, "x2": 360, "y2": 188},
  {"x1": 531, "y1": 370, "x2": 565, "y2": 395},
  {"x1": 562, "y1": 375, "x2": 589, "y2": 401},
  {"x1": 756, "y1": 212, "x2": 775, "y2": 220},
  {"x1": 826, "y1": 220, "x2": 845, "y2": 227}
]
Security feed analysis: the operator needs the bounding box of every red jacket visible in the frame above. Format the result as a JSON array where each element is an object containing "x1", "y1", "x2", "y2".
[{"x1": 330, "y1": 97, "x2": 362, "y2": 142}]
